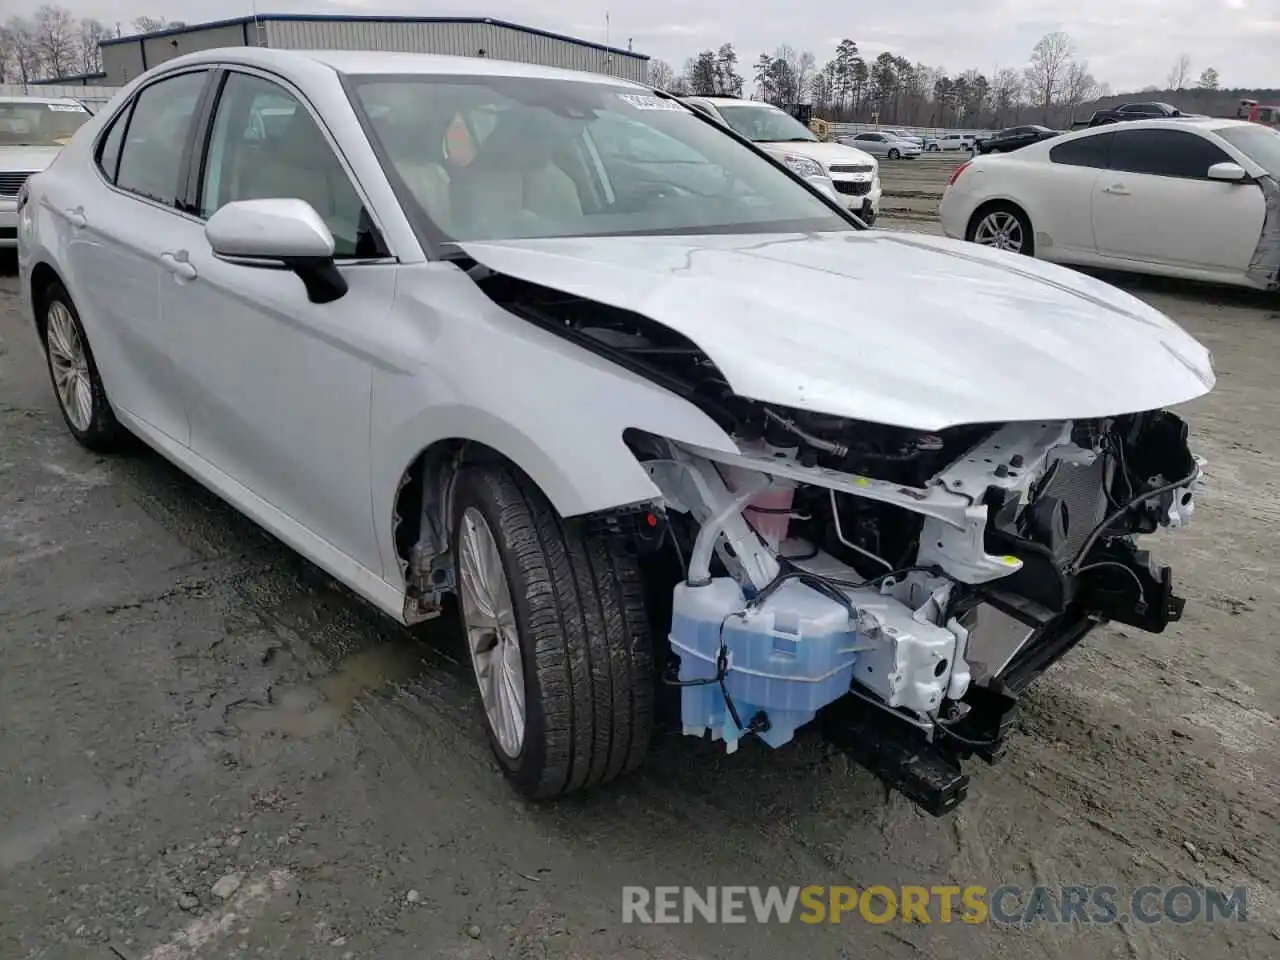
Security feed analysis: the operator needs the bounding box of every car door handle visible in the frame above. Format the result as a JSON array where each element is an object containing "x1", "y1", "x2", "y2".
[
  {"x1": 160, "y1": 250, "x2": 198, "y2": 281},
  {"x1": 63, "y1": 206, "x2": 86, "y2": 228},
  {"x1": 1102, "y1": 184, "x2": 1130, "y2": 196}
]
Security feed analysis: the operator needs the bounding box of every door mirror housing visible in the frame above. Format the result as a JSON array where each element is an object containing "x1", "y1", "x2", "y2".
[
  {"x1": 205, "y1": 198, "x2": 348, "y2": 303},
  {"x1": 1206, "y1": 161, "x2": 1249, "y2": 182}
]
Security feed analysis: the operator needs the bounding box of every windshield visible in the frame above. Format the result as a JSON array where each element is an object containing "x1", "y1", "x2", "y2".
[
  {"x1": 712, "y1": 103, "x2": 817, "y2": 143},
  {"x1": 0, "y1": 101, "x2": 90, "y2": 146},
  {"x1": 1217, "y1": 124, "x2": 1280, "y2": 178},
  {"x1": 348, "y1": 76, "x2": 848, "y2": 243}
]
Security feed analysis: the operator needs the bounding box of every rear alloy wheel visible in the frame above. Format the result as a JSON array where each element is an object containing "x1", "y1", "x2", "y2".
[
  {"x1": 969, "y1": 205, "x2": 1033, "y2": 256},
  {"x1": 42, "y1": 283, "x2": 125, "y2": 452},
  {"x1": 453, "y1": 461, "x2": 654, "y2": 798}
]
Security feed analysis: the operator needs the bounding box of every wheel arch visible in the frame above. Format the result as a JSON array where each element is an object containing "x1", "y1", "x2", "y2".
[
  {"x1": 28, "y1": 259, "x2": 67, "y2": 342},
  {"x1": 379, "y1": 408, "x2": 672, "y2": 611}
]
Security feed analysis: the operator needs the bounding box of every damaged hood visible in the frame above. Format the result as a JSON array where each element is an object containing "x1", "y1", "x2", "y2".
[{"x1": 460, "y1": 230, "x2": 1216, "y2": 430}]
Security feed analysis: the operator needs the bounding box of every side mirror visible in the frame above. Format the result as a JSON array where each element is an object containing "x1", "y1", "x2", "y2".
[
  {"x1": 205, "y1": 198, "x2": 348, "y2": 304},
  {"x1": 1207, "y1": 161, "x2": 1249, "y2": 183}
]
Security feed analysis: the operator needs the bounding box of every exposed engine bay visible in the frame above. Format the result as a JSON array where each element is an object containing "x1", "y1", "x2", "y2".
[{"x1": 478, "y1": 271, "x2": 1205, "y2": 815}]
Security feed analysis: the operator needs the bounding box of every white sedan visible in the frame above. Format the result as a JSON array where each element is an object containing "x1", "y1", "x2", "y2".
[
  {"x1": 940, "y1": 117, "x2": 1280, "y2": 291},
  {"x1": 17, "y1": 48, "x2": 1211, "y2": 808}
]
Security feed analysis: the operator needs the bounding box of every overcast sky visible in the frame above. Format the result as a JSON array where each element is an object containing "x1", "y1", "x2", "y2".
[{"x1": 11, "y1": 0, "x2": 1279, "y2": 92}]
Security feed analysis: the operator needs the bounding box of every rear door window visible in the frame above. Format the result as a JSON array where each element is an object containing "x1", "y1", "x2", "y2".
[{"x1": 115, "y1": 70, "x2": 209, "y2": 207}]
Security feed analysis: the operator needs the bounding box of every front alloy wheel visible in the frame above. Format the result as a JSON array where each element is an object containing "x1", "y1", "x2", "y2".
[
  {"x1": 452, "y1": 461, "x2": 654, "y2": 799},
  {"x1": 458, "y1": 505, "x2": 527, "y2": 759}
]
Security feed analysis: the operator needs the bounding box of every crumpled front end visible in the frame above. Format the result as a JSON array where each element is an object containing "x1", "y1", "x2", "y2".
[
  {"x1": 632, "y1": 406, "x2": 1203, "y2": 814},
  {"x1": 1247, "y1": 175, "x2": 1280, "y2": 291}
]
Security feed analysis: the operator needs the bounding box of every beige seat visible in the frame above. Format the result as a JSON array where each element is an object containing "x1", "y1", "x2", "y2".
[
  {"x1": 372, "y1": 115, "x2": 455, "y2": 234},
  {"x1": 240, "y1": 109, "x2": 364, "y2": 253},
  {"x1": 448, "y1": 112, "x2": 583, "y2": 238}
]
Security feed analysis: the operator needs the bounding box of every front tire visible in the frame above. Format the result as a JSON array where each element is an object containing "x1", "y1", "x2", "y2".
[
  {"x1": 887, "y1": 148, "x2": 900, "y2": 160},
  {"x1": 453, "y1": 461, "x2": 654, "y2": 799},
  {"x1": 40, "y1": 282, "x2": 125, "y2": 452}
]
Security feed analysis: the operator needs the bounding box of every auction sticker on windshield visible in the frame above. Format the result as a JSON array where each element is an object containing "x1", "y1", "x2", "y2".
[
  {"x1": 617, "y1": 93, "x2": 685, "y2": 111},
  {"x1": 46, "y1": 104, "x2": 87, "y2": 112}
]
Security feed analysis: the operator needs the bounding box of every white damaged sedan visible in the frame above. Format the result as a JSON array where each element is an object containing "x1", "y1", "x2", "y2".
[{"x1": 18, "y1": 48, "x2": 1213, "y2": 813}]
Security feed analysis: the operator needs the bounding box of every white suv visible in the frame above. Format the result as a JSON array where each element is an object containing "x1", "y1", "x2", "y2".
[{"x1": 682, "y1": 96, "x2": 882, "y2": 224}]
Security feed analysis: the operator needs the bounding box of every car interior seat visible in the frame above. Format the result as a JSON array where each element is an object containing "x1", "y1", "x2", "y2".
[
  {"x1": 239, "y1": 108, "x2": 364, "y2": 254},
  {"x1": 447, "y1": 109, "x2": 584, "y2": 238}
]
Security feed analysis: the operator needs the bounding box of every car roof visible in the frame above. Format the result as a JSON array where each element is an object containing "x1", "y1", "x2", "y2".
[
  {"x1": 158, "y1": 46, "x2": 650, "y2": 88},
  {"x1": 1083, "y1": 117, "x2": 1255, "y2": 134}
]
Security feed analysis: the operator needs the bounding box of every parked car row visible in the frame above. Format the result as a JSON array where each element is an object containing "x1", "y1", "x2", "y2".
[{"x1": 941, "y1": 116, "x2": 1280, "y2": 291}]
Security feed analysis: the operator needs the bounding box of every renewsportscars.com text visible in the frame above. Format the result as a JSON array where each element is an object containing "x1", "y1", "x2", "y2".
[{"x1": 621, "y1": 884, "x2": 1249, "y2": 925}]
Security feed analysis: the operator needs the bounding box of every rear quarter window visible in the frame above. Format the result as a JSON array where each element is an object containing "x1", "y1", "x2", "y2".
[{"x1": 1049, "y1": 132, "x2": 1114, "y2": 168}]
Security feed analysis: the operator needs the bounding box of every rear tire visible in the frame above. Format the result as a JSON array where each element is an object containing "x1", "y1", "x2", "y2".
[
  {"x1": 453, "y1": 461, "x2": 654, "y2": 799},
  {"x1": 40, "y1": 282, "x2": 125, "y2": 453}
]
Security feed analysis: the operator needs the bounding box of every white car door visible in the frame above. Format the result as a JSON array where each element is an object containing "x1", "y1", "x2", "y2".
[
  {"x1": 1091, "y1": 128, "x2": 1265, "y2": 272},
  {"x1": 59, "y1": 68, "x2": 212, "y2": 446},
  {"x1": 160, "y1": 69, "x2": 395, "y2": 573},
  {"x1": 1033, "y1": 132, "x2": 1114, "y2": 256}
]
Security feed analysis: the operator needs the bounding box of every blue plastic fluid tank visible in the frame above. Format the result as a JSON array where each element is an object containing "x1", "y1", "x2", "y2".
[{"x1": 669, "y1": 577, "x2": 863, "y2": 752}]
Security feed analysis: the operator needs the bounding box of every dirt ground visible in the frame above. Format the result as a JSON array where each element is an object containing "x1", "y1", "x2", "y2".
[{"x1": 2, "y1": 184, "x2": 1279, "y2": 959}]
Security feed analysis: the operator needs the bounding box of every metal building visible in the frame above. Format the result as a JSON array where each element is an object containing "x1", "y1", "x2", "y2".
[{"x1": 98, "y1": 14, "x2": 650, "y2": 87}]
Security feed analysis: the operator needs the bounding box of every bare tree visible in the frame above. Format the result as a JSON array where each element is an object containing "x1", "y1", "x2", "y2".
[
  {"x1": 1063, "y1": 60, "x2": 1099, "y2": 121},
  {"x1": 131, "y1": 16, "x2": 167, "y2": 34},
  {"x1": 33, "y1": 4, "x2": 77, "y2": 79},
  {"x1": 1024, "y1": 31, "x2": 1074, "y2": 122},
  {"x1": 647, "y1": 58, "x2": 676, "y2": 91},
  {"x1": 1196, "y1": 66, "x2": 1220, "y2": 91},
  {"x1": 5, "y1": 16, "x2": 41, "y2": 84},
  {"x1": 0, "y1": 24, "x2": 14, "y2": 83},
  {"x1": 1166, "y1": 53, "x2": 1191, "y2": 90},
  {"x1": 78, "y1": 17, "x2": 110, "y2": 74},
  {"x1": 990, "y1": 67, "x2": 1023, "y2": 125}
]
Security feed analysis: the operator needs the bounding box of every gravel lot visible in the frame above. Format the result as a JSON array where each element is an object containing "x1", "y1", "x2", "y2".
[{"x1": 2, "y1": 180, "x2": 1278, "y2": 960}]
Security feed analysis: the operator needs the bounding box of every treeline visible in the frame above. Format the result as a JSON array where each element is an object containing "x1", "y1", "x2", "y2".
[
  {"x1": 650, "y1": 32, "x2": 1269, "y2": 129},
  {"x1": 0, "y1": 7, "x2": 179, "y2": 83}
]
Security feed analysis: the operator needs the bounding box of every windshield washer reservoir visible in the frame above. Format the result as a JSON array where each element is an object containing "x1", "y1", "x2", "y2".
[{"x1": 671, "y1": 577, "x2": 866, "y2": 752}]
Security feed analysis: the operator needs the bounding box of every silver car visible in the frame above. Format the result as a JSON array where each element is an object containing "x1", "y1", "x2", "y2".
[
  {"x1": 16, "y1": 48, "x2": 1212, "y2": 810},
  {"x1": 841, "y1": 131, "x2": 922, "y2": 159}
]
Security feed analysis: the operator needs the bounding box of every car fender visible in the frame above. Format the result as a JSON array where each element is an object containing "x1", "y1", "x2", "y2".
[{"x1": 368, "y1": 263, "x2": 740, "y2": 582}]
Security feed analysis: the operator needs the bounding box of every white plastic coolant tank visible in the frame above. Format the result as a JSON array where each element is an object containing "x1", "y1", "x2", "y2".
[{"x1": 669, "y1": 577, "x2": 863, "y2": 752}]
